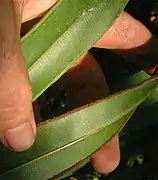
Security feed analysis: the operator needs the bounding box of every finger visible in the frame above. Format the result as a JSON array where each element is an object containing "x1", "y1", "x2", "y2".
[
  {"x1": 58, "y1": 53, "x2": 119, "y2": 173},
  {"x1": 92, "y1": 136, "x2": 120, "y2": 174},
  {"x1": 59, "y1": 52, "x2": 110, "y2": 108},
  {"x1": 22, "y1": 0, "x2": 59, "y2": 23},
  {"x1": 95, "y1": 11, "x2": 152, "y2": 51},
  {"x1": 95, "y1": 11, "x2": 158, "y2": 72},
  {"x1": 0, "y1": 1, "x2": 36, "y2": 152}
]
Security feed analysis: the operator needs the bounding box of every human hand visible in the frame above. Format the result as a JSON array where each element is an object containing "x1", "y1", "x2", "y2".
[
  {"x1": 0, "y1": 0, "x2": 59, "y2": 153},
  {"x1": 0, "y1": 0, "x2": 154, "y2": 175}
]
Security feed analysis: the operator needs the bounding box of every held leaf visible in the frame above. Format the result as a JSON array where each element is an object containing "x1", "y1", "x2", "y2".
[
  {"x1": 1, "y1": 76, "x2": 158, "y2": 180},
  {"x1": 21, "y1": 0, "x2": 129, "y2": 100}
]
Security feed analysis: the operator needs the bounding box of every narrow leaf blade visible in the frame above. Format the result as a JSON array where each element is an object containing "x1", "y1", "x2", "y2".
[
  {"x1": 1, "y1": 112, "x2": 133, "y2": 180},
  {"x1": 22, "y1": 0, "x2": 128, "y2": 100},
  {"x1": 1, "y1": 76, "x2": 158, "y2": 179}
]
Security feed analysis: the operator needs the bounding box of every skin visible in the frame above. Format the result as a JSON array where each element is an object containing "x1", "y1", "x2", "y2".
[
  {"x1": 59, "y1": 53, "x2": 120, "y2": 174},
  {"x1": 0, "y1": 0, "x2": 155, "y2": 174}
]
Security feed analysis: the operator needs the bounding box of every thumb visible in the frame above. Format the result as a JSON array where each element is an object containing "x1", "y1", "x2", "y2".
[{"x1": 0, "y1": 1, "x2": 36, "y2": 152}]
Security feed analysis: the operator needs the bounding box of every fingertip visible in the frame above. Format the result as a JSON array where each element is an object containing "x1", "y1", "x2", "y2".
[
  {"x1": 3, "y1": 123, "x2": 35, "y2": 152},
  {"x1": 91, "y1": 136, "x2": 120, "y2": 174},
  {"x1": 1, "y1": 111, "x2": 36, "y2": 152}
]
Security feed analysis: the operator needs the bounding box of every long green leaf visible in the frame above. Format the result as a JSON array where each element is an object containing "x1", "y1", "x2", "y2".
[
  {"x1": 52, "y1": 111, "x2": 135, "y2": 180},
  {"x1": 1, "y1": 112, "x2": 133, "y2": 180},
  {"x1": 2, "y1": 0, "x2": 157, "y2": 179},
  {"x1": 1, "y1": 76, "x2": 158, "y2": 180},
  {"x1": 21, "y1": 0, "x2": 128, "y2": 100}
]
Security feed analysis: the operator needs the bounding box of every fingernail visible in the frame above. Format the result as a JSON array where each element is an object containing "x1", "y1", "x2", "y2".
[{"x1": 3, "y1": 123, "x2": 35, "y2": 152}]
